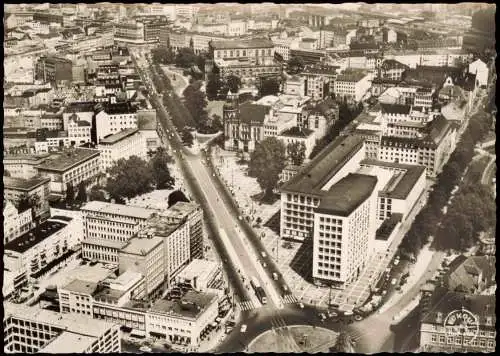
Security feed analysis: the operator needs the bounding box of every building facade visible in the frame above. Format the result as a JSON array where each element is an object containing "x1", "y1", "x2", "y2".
[{"x1": 97, "y1": 128, "x2": 147, "y2": 172}]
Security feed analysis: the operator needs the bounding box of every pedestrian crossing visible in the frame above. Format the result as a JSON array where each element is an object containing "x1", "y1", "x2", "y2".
[
  {"x1": 238, "y1": 300, "x2": 258, "y2": 311},
  {"x1": 238, "y1": 294, "x2": 299, "y2": 311},
  {"x1": 281, "y1": 294, "x2": 299, "y2": 304}
]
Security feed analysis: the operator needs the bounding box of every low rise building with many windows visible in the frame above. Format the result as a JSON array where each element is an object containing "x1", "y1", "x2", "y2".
[
  {"x1": 34, "y1": 148, "x2": 101, "y2": 195},
  {"x1": 97, "y1": 128, "x2": 147, "y2": 172},
  {"x1": 3, "y1": 302, "x2": 121, "y2": 353},
  {"x1": 333, "y1": 69, "x2": 373, "y2": 102},
  {"x1": 3, "y1": 200, "x2": 33, "y2": 244},
  {"x1": 95, "y1": 102, "x2": 138, "y2": 144},
  {"x1": 3, "y1": 175, "x2": 51, "y2": 222}
]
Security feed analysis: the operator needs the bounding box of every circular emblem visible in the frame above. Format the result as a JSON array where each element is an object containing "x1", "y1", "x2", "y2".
[{"x1": 443, "y1": 307, "x2": 480, "y2": 345}]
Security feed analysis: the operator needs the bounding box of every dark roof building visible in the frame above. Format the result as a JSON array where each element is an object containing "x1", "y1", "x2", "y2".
[{"x1": 315, "y1": 173, "x2": 378, "y2": 216}]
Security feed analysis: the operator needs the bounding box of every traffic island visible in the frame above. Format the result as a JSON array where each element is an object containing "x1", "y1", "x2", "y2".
[{"x1": 247, "y1": 325, "x2": 338, "y2": 353}]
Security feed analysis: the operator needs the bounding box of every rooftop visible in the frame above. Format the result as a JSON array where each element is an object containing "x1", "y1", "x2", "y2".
[
  {"x1": 211, "y1": 38, "x2": 273, "y2": 49},
  {"x1": 444, "y1": 255, "x2": 496, "y2": 292},
  {"x1": 99, "y1": 128, "x2": 140, "y2": 145},
  {"x1": 336, "y1": 69, "x2": 369, "y2": 82},
  {"x1": 361, "y1": 159, "x2": 427, "y2": 200},
  {"x1": 81, "y1": 201, "x2": 158, "y2": 220},
  {"x1": 422, "y1": 287, "x2": 496, "y2": 328},
  {"x1": 119, "y1": 235, "x2": 163, "y2": 256},
  {"x1": 177, "y1": 259, "x2": 220, "y2": 283},
  {"x1": 281, "y1": 135, "x2": 365, "y2": 194},
  {"x1": 160, "y1": 201, "x2": 200, "y2": 220},
  {"x1": 42, "y1": 332, "x2": 96, "y2": 353},
  {"x1": 4, "y1": 302, "x2": 116, "y2": 344},
  {"x1": 148, "y1": 290, "x2": 218, "y2": 320},
  {"x1": 5, "y1": 220, "x2": 68, "y2": 254},
  {"x1": 99, "y1": 101, "x2": 137, "y2": 115},
  {"x1": 35, "y1": 148, "x2": 100, "y2": 172},
  {"x1": 315, "y1": 173, "x2": 378, "y2": 217},
  {"x1": 380, "y1": 103, "x2": 411, "y2": 115},
  {"x1": 142, "y1": 214, "x2": 184, "y2": 238},
  {"x1": 3, "y1": 175, "x2": 50, "y2": 191},
  {"x1": 238, "y1": 102, "x2": 271, "y2": 124}
]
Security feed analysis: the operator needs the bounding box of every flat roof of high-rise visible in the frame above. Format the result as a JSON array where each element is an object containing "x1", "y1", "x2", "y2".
[
  {"x1": 99, "y1": 128, "x2": 140, "y2": 145},
  {"x1": 81, "y1": 201, "x2": 159, "y2": 219},
  {"x1": 315, "y1": 173, "x2": 378, "y2": 217},
  {"x1": 35, "y1": 148, "x2": 100, "y2": 172},
  {"x1": 5, "y1": 220, "x2": 69, "y2": 254},
  {"x1": 281, "y1": 135, "x2": 365, "y2": 195},
  {"x1": 3, "y1": 175, "x2": 50, "y2": 191}
]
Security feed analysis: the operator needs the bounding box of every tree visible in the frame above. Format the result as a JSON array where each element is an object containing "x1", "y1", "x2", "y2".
[
  {"x1": 151, "y1": 46, "x2": 174, "y2": 65},
  {"x1": 106, "y1": 156, "x2": 155, "y2": 201},
  {"x1": 211, "y1": 114, "x2": 223, "y2": 132},
  {"x1": 249, "y1": 137, "x2": 287, "y2": 199},
  {"x1": 259, "y1": 77, "x2": 281, "y2": 97},
  {"x1": 183, "y1": 83, "x2": 208, "y2": 127},
  {"x1": 226, "y1": 75, "x2": 242, "y2": 93},
  {"x1": 181, "y1": 128, "x2": 194, "y2": 146},
  {"x1": 76, "y1": 181, "x2": 87, "y2": 203},
  {"x1": 287, "y1": 141, "x2": 306, "y2": 166},
  {"x1": 168, "y1": 190, "x2": 190, "y2": 208},
  {"x1": 89, "y1": 186, "x2": 107, "y2": 202},
  {"x1": 150, "y1": 147, "x2": 175, "y2": 189},
  {"x1": 66, "y1": 183, "x2": 75, "y2": 205},
  {"x1": 175, "y1": 47, "x2": 198, "y2": 68},
  {"x1": 206, "y1": 73, "x2": 223, "y2": 100},
  {"x1": 288, "y1": 56, "x2": 304, "y2": 74}
]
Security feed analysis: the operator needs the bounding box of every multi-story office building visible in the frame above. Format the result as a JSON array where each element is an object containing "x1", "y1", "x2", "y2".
[
  {"x1": 34, "y1": 148, "x2": 101, "y2": 195},
  {"x1": 114, "y1": 22, "x2": 146, "y2": 44},
  {"x1": 3, "y1": 153, "x2": 52, "y2": 179},
  {"x1": 97, "y1": 128, "x2": 147, "y2": 172},
  {"x1": 379, "y1": 59, "x2": 409, "y2": 81},
  {"x1": 118, "y1": 235, "x2": 165, "y2": 297},
  {"x1": 333, "y1": 69, "x2": 373, "y2": 102},
  {"x1": 81, "y1": 202, "x2": 158, "y2": 263},
  {"x1": 35, "y1": 56, "x2": 73, "y2": 84},
  {"x1": 95, "y1": 102, "x2": 138, "y2": 143},
  {"x1": 4, "y1": 216, "x2": 80, "y2": 290},
  {"x1": 300, "y1": 65, "x2": 338, "y2": 100},
  {"x1": 312, "y1": 173, "x2": 378, "y2": 287},
  {"x1": 3, "y1": 302, "x2": 121, "y2": 353},
  {"x1": 304, "y1": 98, "x2": 339, "y2": 141},
  {"x1": 280, "y1": 135, "x2": 366, "y2": 241},
  {"x1": 209, "y1": 38, "x2": 282, "y2": 83},
  {"x1": 419, "y1": 288, "x2": 495, "y2": 352},
  {"x1": 3, "y1": 175, "x2": 51, "y2": 222},
  {"x1": 3, "y1": 200, "x2": 33, "y2": 244},
  {"x1": 160, "y1": 202, "x2": 205, "y2": 261}
]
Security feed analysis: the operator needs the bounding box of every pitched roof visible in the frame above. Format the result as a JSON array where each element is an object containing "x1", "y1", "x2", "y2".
[
  {"x1": 315, "y1": 173, "x2": 378, "y2": 217},
  {"x1": 381, "y1": 59, "x2": 409, "y2": 70}
]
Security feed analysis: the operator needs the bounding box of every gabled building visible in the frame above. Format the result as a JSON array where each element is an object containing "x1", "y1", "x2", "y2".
[{"x1": 379, "y1": 59, "x2": 409, "y2": 81}]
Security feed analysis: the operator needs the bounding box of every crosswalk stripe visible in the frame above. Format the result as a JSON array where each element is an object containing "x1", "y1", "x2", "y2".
[{"x1": 280, "y1": 295, "x2": 299, "y2": 304}]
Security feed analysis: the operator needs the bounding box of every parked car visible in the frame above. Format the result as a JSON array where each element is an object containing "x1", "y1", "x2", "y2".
[
  {"x1": 391, "y1": 278, "x2": 398, "y2": 285},
  {"x1": 272, "y1": 272, "x2": 279, "y2": 281},
  {"x1": 240, "y1": 324, "x2": 247, "y2": 333},
  {"x1": 298, "y1": 302, "x2": 304, "y2": 309},
  {"x1": 139, "y1": 346, "x2": 152, "y2": 352}
]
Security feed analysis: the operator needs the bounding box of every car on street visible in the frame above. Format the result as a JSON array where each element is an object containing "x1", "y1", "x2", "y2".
[
  {"x1": 272, "y1": 272, "x2": 279, "y2": 280},
  {"x1": 261, "y1": 251, "x2": 267, "y2": 258},
  {"x1": 327, "y1": 310, "x2": 338, "y2": 318},
  {"x1": 240, "y1": 324, "x2": 247, "y2": 333},
  {"x1": 139, "y1": 346, "x2": 152, "y2": 352},
  {"x1": 391, "y1": 278, "x2": 398, "y2": 285},
  {"x1": 261, "y1": 261, "x2": 267, "y2": 268},
  {"x1": 319, "y1": 313, "x2": 327, "y2": 321},
  {"x1": 298, "y1": 302, "x2": 304, "y2": 309}
]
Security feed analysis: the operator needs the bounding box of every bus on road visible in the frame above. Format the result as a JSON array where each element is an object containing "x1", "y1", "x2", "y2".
[{"x1": 250, "y1": 277, "x2": 267, "y2": 305}]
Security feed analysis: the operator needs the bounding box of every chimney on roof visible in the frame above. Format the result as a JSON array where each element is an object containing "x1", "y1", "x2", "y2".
[{"x1": 436, "y1": 312, "x2": 443, "y2": 323}]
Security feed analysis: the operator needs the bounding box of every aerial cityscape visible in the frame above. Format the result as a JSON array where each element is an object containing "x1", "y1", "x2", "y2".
[{"x1": 2, "y1": 2, "x2": 496, "y2": 354}]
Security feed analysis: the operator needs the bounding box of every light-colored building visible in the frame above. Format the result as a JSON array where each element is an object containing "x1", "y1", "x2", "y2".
[
  {"x1": 4, "y1": 216, "x2": 80, "y2": 288},
  {"x1": 379, "y1": 59, "x2": 409, "y2": 81},
  {"x1": 34, "y1": 148, "x2": 101, "y2": 195},
  {"x1": 334, "y1": 69, "x2": 373, "y2": 102},
  {"x1": 95, "y1": 102, "x2": 138, "y2": 143},
  {"x1": 280, "y1": 135, "x2": 366, "y2": 241},
  {"x1": 468, "y1": 58, "x2": 489, "y2": 87},
  {"x1": 81, "y1": 202, "x2": 158, "y2": 263},
  {"x1": 3, "y1": 200, "x2": 33, "y2": 244},
  {"x1": 3, "y1": 175, "x2": 51, "y2": 221},
  {"x1": 419, "y1": 290, "x2": 495, "y2": 352},
  {"x1": 3, "y1": 302, "x2": 121, "y2": 353},
  {"x1": 175, "y1": 259, "x2": 224, "y2": 292},
  {"x1": 3, "y1": 153, "x2": 52, "y2": 179},
  {"x1": 312, "y1": 173, "x2": 378, "y2": 287},
  {"x1": 278, "y1": 127, "x2": 316, "y2": 160},
  {"x1": 209, "y1": 38, "x2": 282, "y2": 84},
  {"x1": 98, "y1": 128, "x2": 147, "y2": 172}
]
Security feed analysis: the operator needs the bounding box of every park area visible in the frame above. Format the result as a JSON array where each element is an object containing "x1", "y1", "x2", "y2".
[{"x1": 247, "y1": 326, "x2": 338, "y2": 353}]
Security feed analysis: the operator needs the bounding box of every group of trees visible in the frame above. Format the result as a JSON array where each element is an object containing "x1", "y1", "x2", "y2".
[
  {"x1": 105, "y1": 148, "x2": 175, "y2": 203},
  {"x1": 182, "y1": 81, "x2": 222, "y2": 134},
  {"x1": 151, "y1": 46, "x2": 206, "y2": 74},
  {"x1": 399, "y1": 99, "x2": 495, "y2": 255},
  {"x1": 64, "y1": 181, "x2": 88, "y2": 206},
  {"x1": 309, "y1": 101, "x2": 364, "y2": 159},
  {"x1": 248, "y1": 137, "x2": 287, "y2": 201},
  {"x1": 287, "y1": 141, "x2": 307, "y2": 166},
  {"x1": 206, "y1": 72, "x2": 242, "y2": 100},
  {"x1": 258, "y1": 77, "x2": 281, "y2": 97}
]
